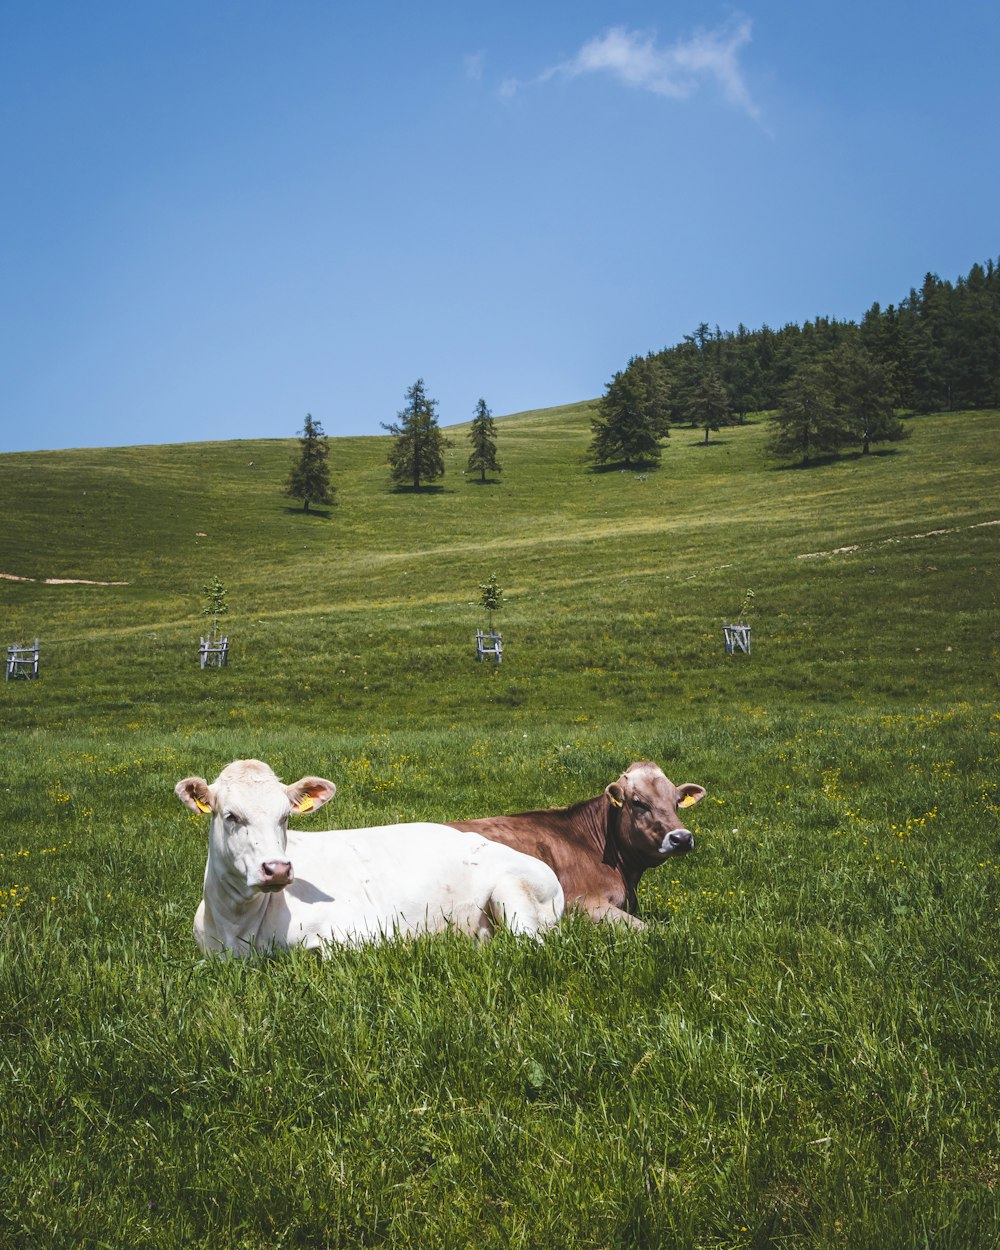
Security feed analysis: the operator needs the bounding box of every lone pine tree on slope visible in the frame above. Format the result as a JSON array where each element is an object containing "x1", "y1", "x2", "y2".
[
  {"x1": 383, "y1": 378, "x2": 450, "y2": 490},
  {"x1": 284, "y1": 414, "x2": 335, "y2": 512},
  {"x1": 467, "y1": 398, "x2": 501, "y2": 482}
]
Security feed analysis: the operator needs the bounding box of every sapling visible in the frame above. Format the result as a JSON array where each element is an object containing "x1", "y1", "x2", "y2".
[
  {"x1": 202, "y1": 575, "x2": 229, "y2": 639},
  {"x1": 479, "y1": 573, "x2": 503, "y2": 633}
]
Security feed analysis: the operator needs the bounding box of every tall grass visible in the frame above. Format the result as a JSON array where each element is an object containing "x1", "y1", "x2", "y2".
[{"x1": 0, "y1": 405, "x2": 998, "y2": 1246}]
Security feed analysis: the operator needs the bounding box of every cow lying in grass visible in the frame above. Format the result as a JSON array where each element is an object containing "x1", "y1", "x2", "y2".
[
  {"x1": 448, "y1": 760, "x2": 705, "y2": 927},
  {"x1": 176, "y1": 759, "x2": 564, "y2": 956}
]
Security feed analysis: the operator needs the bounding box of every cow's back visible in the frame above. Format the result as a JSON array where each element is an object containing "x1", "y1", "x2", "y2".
[
  {"x1": 271, "y1": 822, "x2": 561, "y2": 946},
  {"x1": 449, "y1": 812, "x2": 627, "y2": 914}
]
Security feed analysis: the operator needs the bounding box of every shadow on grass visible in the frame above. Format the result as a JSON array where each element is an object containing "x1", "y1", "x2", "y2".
[
  {"x1": 467, "y1": 477, "x2": 503, "y2": 487},
  {"x1": 280, "y1": 506, "x2": 334, "y2": 518},
  {"x1": 771, "y1": 447, "x2": 905, "y2": 471},
  {"x1": 388, "y1": 484, "x2": 448, "y2": 495},
  {"x1": 689, "y1": 437, "x2": 734, "y2": 447},
  {"x1": 587, "y1": 461, "x2": 661, "y2": 475}
]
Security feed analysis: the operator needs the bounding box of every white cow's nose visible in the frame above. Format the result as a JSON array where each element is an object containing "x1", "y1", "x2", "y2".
[{"x1": 260, "y1": 859, "x2": 294, "y2": 890}]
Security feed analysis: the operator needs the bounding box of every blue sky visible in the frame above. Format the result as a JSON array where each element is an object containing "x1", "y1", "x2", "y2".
[{"x1": 2, "y1": 2, "x2": 998, "y2": 453}]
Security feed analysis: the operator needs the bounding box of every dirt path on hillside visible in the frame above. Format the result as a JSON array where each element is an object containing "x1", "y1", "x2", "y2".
[
  {"x1": 798, "y1": 519, "x2": 999, "y2": 560},
  {"x1": 0, "y1": 572, "x2": 129, "y2": 585}
]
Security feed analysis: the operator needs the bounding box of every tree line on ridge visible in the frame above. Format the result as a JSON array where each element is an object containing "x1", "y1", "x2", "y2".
[
  {"x1": 591, "y1": 255, "x2": 1000, "y2": 468},
  {"x1": 283, "y1": 254, "x2": 1000, "y2": 507}
]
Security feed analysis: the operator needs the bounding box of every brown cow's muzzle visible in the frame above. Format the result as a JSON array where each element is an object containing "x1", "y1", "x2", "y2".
[
  {"x1": 659, "y1": 829, "x2": 694, "y2": 855},
  {"x1": 259, "y1": 859, "x2": 294, "y2": 891}
]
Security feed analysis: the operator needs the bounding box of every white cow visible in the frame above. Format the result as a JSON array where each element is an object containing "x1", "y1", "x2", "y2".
[{"x1": 175, "y1": 759, "x2": 564, "y2": 956}]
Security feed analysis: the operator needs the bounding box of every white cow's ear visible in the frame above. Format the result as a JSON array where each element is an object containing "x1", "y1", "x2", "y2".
[
  {"x1": 286, "y1": 776, "x2": 337, "y2": 814},
  {"x1": 677, "y1": 784, "x2": 706, "y2": 809},
  {"x1": 176, "y1": 777, "x2": 213, "y2": 814}
]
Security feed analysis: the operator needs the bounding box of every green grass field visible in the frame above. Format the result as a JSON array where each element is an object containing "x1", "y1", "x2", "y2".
[{"x1": 1, "y1": 405, "x2": 998, "y2": 1247}]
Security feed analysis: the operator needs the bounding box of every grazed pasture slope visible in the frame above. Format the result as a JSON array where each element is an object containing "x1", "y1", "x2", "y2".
[{"x1": 0, "y1": 406, "x2": 998, "y2": 1248}]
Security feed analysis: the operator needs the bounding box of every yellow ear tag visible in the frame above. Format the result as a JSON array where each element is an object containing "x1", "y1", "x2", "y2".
[
  {"x1": 296, "y1": 795, "x2": 315, "y2": 813},
  {"x1": 608, "y1": 792, "x2": 623, "y2": 809},
  {"x1": 679, "y1": 794, "x2": 698, "y2": 809},
  {"x1": 195, "y1": 798, "x2": 212, "y2": 814}
]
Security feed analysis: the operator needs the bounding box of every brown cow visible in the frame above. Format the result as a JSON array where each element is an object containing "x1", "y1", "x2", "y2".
[{"x1": 448, "y1": 760, "x2": 705, "y2": 927}]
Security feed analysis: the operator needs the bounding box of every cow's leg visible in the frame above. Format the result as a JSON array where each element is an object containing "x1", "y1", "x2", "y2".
[
  {"x1": 584, "y1": 899, "x2": 646, "y2": 928},
  {"x1": 488, "y1": 874, "x2": 561, "y2": 938}
]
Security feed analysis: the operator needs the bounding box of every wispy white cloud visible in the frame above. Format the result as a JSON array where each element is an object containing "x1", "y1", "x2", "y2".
[
  {"x1": 464, "y1": 52, "x2": 484, "y2": 82},
  {"x1": 508, "y1": 18, "x2": 762, "y2": 122}
]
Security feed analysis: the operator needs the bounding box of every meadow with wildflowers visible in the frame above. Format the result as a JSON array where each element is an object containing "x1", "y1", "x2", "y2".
[{"x1": 0, "y1": 405, "x2": 997, "y2": 1248}]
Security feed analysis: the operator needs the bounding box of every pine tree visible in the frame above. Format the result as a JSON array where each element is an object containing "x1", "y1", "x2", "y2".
[
  {"x1": 665, "y1": 339, "x2": 704, "y2": 425},
  {"x1": 682, "y1": 366, "x2": 737, "y2": 444},
  {"x1": 467, "y1": 398, "x2": 501, "y2": 482},
  {"x1": 632, "y1": 354, "x2": 672, "y2": 430},
  {"x1": 383, "y1": 379, "x2": 450, "y2": 490},
  {"x1": 284, "y1": 414, "x2": 335, "y2": 512},
  {"x1": 768, "y1": 364, "x2": 848, "y2": 465},
  {"x1": 589, "y1": 356, "x2": 671, "y2": 467},
  {"x1": 829, "y1": 346, "x2": 908, "y2": 455},
  {"x1": 720, "y1": 325, "x2": 763, "y2": 421}
]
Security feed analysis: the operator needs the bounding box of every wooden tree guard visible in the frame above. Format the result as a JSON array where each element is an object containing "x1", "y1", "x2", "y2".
[
  {"x1": 476, "y1": 630, "x2": 503, "y2": 663},
  {"x1": 6, "y1": 639, "x2": 40, "y2": 680},
  {"x1": 199, "y1": 634, "x2": 229, "y2": 669},
  {"x1": 723, "y1": 622, "x2": 751, "y2": 655}
]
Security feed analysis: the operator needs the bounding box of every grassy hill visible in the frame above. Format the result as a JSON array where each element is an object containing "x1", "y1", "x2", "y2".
[
  {"x1": 2, "y1": 402, "x2": 996, "y2": 738},
  {"x1": 1, "y1": 404, "x2": 998, "y2": 1247}
]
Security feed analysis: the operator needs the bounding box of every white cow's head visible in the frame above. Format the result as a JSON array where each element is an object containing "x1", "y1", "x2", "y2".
[{"x1": 176, "y1": 759, "x2": 336, "y2": 896}]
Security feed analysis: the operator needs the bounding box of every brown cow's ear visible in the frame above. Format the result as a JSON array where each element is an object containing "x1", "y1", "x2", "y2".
[
  {"x1": 286, "y1": 776, "x2": 336, "y2": 814},
  {"x1": 605, "y1": 782, "x2": 625, "y2": 809},
  {"x1": 176, "y1": 777, "x2": 213, "y2": 814},
  {"x1": 677, "y1": 784, "x2": 706, "y2": 809}
]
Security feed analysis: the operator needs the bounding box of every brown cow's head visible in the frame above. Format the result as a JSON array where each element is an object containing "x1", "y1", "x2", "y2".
[{"x1": 605, "y1": 761, "x2": 705, "y2": 867}]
